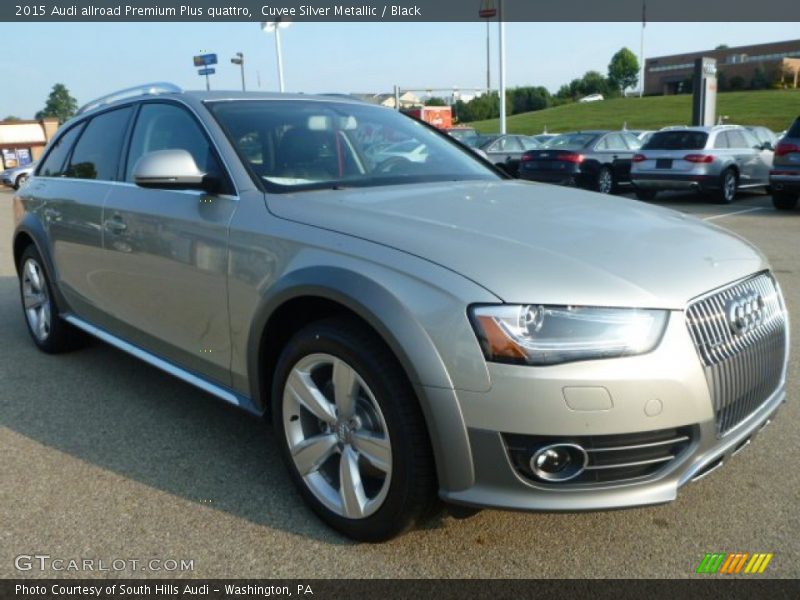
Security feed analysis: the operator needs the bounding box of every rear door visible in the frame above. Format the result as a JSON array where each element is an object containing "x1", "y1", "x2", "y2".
[
  {"x1": 740, "y1": 128, "x2": 772, "y2": 184},
  {"x1": 32, "y1": 107, "x2": 134, "y2": 326},
  {"x1": 601, "y1": 133, "x2": 635, "y2": 182},
  {"x1": 98, "y1": 101, "x2": 238, "y2": 386},
  {"x1": 726, "y1": 129, "x2": 761, "y2": 184}
]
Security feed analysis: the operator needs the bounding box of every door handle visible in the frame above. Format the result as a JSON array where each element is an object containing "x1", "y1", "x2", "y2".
[{"x1": 104, "y1": 214, "x2": 127, "y2": 234}]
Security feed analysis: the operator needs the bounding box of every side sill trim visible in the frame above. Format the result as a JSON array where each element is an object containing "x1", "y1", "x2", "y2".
[{"x1": 62, "y1": 314, "x2": 261, "y2": 416}]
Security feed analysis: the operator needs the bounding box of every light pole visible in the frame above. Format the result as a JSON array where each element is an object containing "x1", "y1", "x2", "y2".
[
  {"x1": 498, "y1": 0, "x2": 506, "y2": 134},
  {"x1": 231, "y1": 52, "x2": 245, "y2": 91},
  {"x1": 261, "y1": 20, "x2": 292, "y2": 92}
]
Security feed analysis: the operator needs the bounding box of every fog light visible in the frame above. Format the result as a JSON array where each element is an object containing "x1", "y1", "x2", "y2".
[{"x1": 530, "y1": 443, "x2": 588, "y2": 482}]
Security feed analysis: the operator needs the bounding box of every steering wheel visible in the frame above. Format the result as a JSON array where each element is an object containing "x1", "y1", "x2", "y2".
[{"x1": 376, "y1": 156, "x2": 414, "y2": 174}]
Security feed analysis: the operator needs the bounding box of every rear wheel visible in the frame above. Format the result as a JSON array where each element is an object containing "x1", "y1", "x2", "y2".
[
  {"x1": 271, "y1": 318, "x2": 436, "y2": 541},
  {"x1": 772, "y1": 192, "x2": 799, "y2": 210},
  {"x1": 18, "y1": 245, "x2": 83, "y2": 353},
  {"x1": 634, "y1": 188, "x2": 657, "y2": 201},
  {"x1": 714, "y1": 169, "x2": 738, "y2": 204},
  {"x1": 596, "y1": 166, "x2": 615, "y2": 194}
]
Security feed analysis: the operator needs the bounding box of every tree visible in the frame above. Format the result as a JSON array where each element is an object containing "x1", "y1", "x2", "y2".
[
  {"x1": 3, "y1": 115, "x2": 21, "y2": 122},
  {"x1": 35, "y1": 84, "x2": 78, "y2": 123},
  {"x1": 715, "y1": 44, "x2": 729, "y2": 50},
  {"x1": 425, "y1": 96, "x2": 447, "y2": 106},
  {"x1": 580, "y1": 71, "x2": 614, "y2": 97},
  {"x1": 607, "y1": 47, "x2": 640, "y2": 94},
  {"x1": 729, "y1": 75, "x2": 747, "y2": 90}
]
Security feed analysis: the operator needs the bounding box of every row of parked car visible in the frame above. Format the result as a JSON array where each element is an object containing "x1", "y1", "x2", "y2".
[{"x1": 444, "y1": 119, "x2": 800, "y2": 210}]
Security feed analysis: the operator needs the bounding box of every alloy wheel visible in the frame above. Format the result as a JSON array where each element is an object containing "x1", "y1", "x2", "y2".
[
  {"x1": 22, "y1": 258, "x2": 51, "y2": 342},
  {"x1": 723, "y1": 171, "x2": 736, "y2": 202},
  {"x1": 598, "y1": 168, "x2": 613, "y2": 194},
  {"x1": 282, "y1": 353, "x2": 392, "y2": 519}
]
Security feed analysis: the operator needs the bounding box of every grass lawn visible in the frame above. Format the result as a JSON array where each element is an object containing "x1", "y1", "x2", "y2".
[{"x1": 468, "y1": 89, "x2": 800, "y2": 134}]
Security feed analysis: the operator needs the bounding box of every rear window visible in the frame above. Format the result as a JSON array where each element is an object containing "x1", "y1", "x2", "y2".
[
  {"x1": 786, "y1": 117, "x2": 800, "y2": 138},
  {"x1": 544, "y1": 133, "x2": 599, "y2": 149},
  {"x1": 644, "y1": 131, "x2": 708, "y2": 150}
]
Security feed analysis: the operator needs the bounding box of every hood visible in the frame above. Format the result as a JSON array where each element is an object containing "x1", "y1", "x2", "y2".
[{"x1": 266, "y1": 180, "x2": 767, "y2": 309}]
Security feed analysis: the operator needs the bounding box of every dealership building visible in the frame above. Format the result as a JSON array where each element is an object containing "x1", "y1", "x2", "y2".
[
  {"x1": 0, "y1": 118, "x2": 59, "y2": 170},
  {"x1": 644, "y1": 39, "x2": 800, "y2": 95}
]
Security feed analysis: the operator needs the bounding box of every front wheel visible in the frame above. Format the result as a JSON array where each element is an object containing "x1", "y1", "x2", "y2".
[
  {"x1": 14, "y1": 174, "x2": 28, "y2": 189},
  {"x1": 772, "y1": 192, "x2": 799, "y2": 210},
  {"x1": 271, "y1": 318, "x2": 436, "y2": 541}
]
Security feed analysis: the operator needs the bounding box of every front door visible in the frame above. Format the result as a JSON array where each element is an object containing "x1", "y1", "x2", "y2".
[{"x1": 97, "y1": 102, "x2": 237, "y2": 386}]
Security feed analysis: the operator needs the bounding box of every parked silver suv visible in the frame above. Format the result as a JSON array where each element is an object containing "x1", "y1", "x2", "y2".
[
  {"x1": 12, "y1": 84, "x2": 789, "y2": 541},
  {"x1": 631, "y1": 125, "x2": 773, "y2": 203}
]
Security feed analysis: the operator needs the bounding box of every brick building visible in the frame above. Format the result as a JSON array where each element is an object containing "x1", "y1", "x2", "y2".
[{"x1": 644, "y1": 39, "x2": 800, "y2": 95}]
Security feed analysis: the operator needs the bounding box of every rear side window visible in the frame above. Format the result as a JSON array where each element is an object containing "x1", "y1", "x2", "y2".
[
  {"x1": 644, "y1": 131, "x2": 708, "y2": 150},
  {"x1": 726, "y1": 130, "x2": 747, "y2": 149},
  {"x1": 604, "y1": 134, "x2": 628, "y2": 151},
  {"x1": 125, "y1": 103, "x2": 225, "y2": 186},
  {"x1": 713, "y1": 132, "x2": 729, "y2": 149},
  {"x1": 38, "y1": 124, "x2": 85, "y2": 177},
  {"x1": 65, "y1": 107, "x2": 134, "y2": 181}
]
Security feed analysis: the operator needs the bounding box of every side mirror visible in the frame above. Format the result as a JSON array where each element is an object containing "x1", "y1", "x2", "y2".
[
  {"x1": 762, "y1": 142, "x2": 774, "y2": 151},
  {"x1": 133, "y1": 149, "x2": 216, "y2": 191}
]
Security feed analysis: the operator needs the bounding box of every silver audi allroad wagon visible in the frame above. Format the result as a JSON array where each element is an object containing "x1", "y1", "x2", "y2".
[{"x1": 12, "y1": 84, "x2": 790, "y2": 541}]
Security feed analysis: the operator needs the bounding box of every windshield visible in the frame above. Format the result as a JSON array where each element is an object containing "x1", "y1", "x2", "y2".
[
  {"x1": 544, "y1": 133, "x2": 599, "y2": 149},
  {"x1": 207, "y1": 100, "x2": 498, "y2": 191},
  {"x1": 644, "y1": 131, "x2": 708, "y2": 150}
]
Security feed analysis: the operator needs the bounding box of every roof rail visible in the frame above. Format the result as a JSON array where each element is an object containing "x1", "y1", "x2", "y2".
[{"x1": 77, "y1": 82, "x2": 183, "y2": 115}]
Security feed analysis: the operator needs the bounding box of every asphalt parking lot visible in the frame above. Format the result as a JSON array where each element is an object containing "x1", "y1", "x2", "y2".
[{"x1": 0, "y1": 186, "x2": 797, "y2": 579}]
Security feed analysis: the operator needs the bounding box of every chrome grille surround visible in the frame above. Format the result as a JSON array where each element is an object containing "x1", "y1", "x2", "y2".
[{"x1": 685, "y1": 272, "x2": 788, "y2": 437}]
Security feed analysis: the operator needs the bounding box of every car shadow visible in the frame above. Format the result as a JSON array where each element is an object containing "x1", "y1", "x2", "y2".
[{"x1": 0, "y1": 275, "x2": 353, "y2": 545}]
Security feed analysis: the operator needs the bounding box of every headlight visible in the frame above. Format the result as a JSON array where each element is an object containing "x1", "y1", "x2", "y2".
[{"x1": 470, "y1": 304, "x2": 668, "y2": 365}]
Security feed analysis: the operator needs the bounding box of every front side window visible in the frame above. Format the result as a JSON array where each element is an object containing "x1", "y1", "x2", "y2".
[
  {"x1": 65, "y1": 107, "x2": 133, "y2": 181},
  {"x1": 208, "y1": 100, "x2": 497, "y2": 192},
  {"x1": 126, "y1": 103, "x2": 226, "y2": 187},
  {"x1": 38, "y1": 123, "x2": 85, "y2": 177}
]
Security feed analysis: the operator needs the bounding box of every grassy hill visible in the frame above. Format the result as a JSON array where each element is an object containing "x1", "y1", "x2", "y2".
[{"x1": 468, "y1": 89, "x2": 800, "y2": 134}]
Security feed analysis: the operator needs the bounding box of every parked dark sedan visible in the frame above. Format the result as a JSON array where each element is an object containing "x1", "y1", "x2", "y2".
[
  {"x1": 466, "y1": 134, "x2": 542, "y2": 177},
  {"x1": 518, "y1": 130, "x2": 643, "y2": 194}
]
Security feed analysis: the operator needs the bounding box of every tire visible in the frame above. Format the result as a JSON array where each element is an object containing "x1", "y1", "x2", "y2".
[
  {"x1": 714, "y1": 168, "x2": 738, "y2": 204},
  {"x1": 271, "y1": 317, "x2": 437, "y2": 542},
  {"x1": 18, "y1": 245, "x2": 83, "y2": 353},
  {"x1": 14, "y1": 174, "x2": 28, "y2": 190},
  {"x1": 634, "y1": 188, "x2": 657, "y2": 201},
  {"x1": 596, "y1": 166, "x2": 615, "y2": 194},
  {"x1": 772, "y1": 192, "x2": 799, "y2": 211}
]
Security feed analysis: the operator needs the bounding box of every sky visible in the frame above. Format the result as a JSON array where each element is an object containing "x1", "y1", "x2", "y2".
[{"x1": 1, "y1": 21, "x2": 798, "y2": 118}]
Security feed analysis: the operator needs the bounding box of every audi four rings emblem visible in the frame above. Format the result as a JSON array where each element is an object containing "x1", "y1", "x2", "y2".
[{"x1": 726, "y1": 293, "x2": 766, "y2": 336}]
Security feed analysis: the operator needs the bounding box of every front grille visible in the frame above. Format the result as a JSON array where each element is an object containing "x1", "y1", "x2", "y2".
[
  {"x1": 503, "y1": 427, "x2": 695, "y2": 485},
  {"x1": 685, "y1": 272, "x2": 787, "y2": 437}
]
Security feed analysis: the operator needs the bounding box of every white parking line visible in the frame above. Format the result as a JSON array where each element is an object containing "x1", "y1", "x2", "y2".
[{"x1": 702, "y1": 207, "x2": 767, "y2": 221}]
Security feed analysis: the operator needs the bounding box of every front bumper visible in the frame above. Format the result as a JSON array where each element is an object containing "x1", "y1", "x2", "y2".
[
  {"x1": 436, "y1": 307, "x2": 787, "y2": 511},
  {"x1": 441, "y1": 386, "x2": 783, "y2": 511}
]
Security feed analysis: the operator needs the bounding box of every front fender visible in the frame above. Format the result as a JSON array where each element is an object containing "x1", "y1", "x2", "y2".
[{"x1": 246, "y1": 265, "x2": 482, "y2": 492}]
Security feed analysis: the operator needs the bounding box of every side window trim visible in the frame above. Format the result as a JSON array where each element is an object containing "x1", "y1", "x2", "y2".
[
  {"x1": 35, "y1": 121, "x2": 86, "y2": 178},
  {"x1": 126, "y1": 99, "x2": 237, "y2": 197}
]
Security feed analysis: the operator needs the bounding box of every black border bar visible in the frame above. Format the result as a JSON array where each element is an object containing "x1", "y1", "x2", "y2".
[{"x1": 3, "y1": 0, "x2": 800, "y2": 22}]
